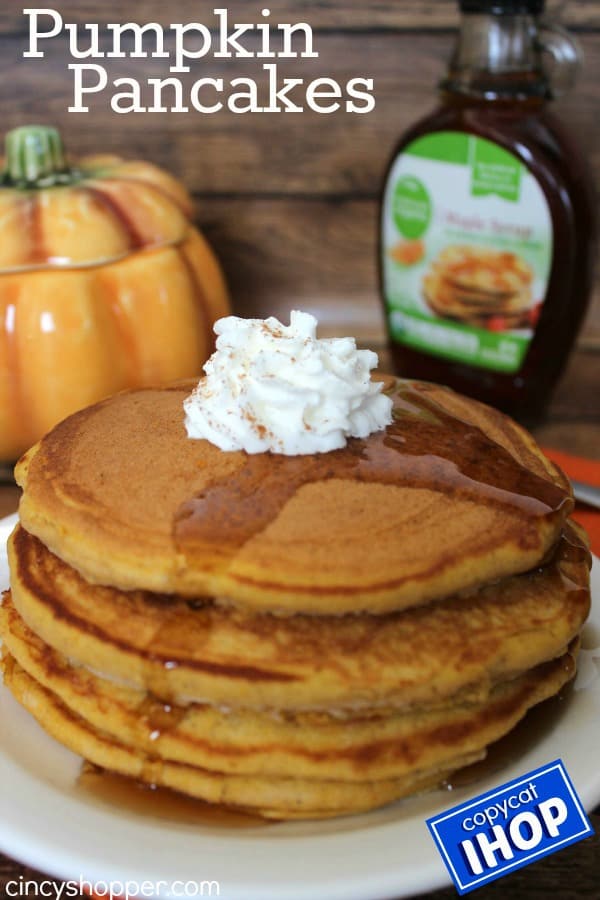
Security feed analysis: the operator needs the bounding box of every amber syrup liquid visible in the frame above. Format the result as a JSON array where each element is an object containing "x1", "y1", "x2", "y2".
[{"x1": 380, "y1": 75, "x2": 596, "y2": 424}]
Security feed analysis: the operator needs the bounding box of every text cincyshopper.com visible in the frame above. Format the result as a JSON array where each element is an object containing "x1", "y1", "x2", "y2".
[
  {"x1": 23, "y1": 8, "x2": 376, "y2": 114},
  {"x1": 4, "y1": 877, "x2": 219, "y2": 899}
]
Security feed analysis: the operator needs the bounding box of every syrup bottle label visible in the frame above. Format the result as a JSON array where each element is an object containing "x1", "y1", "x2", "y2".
[{"x1": 381, "y1": 131, "x2": 553, "y2": 373}]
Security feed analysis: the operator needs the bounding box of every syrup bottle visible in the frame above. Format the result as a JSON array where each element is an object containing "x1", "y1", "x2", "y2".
[{"x1": 380, "y1": 0, "x2": 596, "y2": 421}]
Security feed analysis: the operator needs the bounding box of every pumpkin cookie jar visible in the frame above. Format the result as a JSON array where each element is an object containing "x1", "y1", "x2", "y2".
[{"x1": 0, "y1": 125, "x2": 229, "y2": 461}]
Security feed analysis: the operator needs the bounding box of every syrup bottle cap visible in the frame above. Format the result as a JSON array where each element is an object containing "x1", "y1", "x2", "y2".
[{"x1": 459, "y1": 0, "x2": 544, "y2": 12}]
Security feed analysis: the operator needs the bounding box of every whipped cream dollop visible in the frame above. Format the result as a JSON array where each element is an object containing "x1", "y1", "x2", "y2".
[{"x1": 183, "y1": 311, "x2": 393, "y2": 455}]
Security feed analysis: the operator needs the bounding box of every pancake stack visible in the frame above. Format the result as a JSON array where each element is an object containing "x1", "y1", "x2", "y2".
[
  {"x1": 423, "y1": 245, "x2": 534, "y2": 329},
  {"x1": 0, "y1": 378, "x2": 591, "y2": 819}
]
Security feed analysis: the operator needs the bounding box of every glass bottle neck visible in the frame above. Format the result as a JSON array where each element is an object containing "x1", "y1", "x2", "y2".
[{"x1": 441, "y1": 13, "x2": 550, "y2": 100}]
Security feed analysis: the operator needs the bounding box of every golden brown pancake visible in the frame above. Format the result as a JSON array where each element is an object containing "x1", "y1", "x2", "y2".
[
  {"x1": 9, "y1": 526, "x2": 589, "y2": 709},
  {"x1": 0, "y1": 593, "x2": 542, "y2": 783},
  {"x1": 3, "y1": 371, "x2": 590, "y2": 820},
  {"x1": 7, "y1": 525, "x2": 590, "y2": 711},
  {"x1": 0, "y1": 641, "x2": 576, "y2": 819},
  {"x1": 15, "y1": 378, "x2": 572, "y2": 615}
]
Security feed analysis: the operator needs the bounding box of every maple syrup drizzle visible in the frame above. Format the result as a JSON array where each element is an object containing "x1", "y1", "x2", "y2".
[
  {"x1": 137, "y1": 694, "x2": 186, "y2": 749},
  {"x1": 78, "y1": 763, "x2": 268, "y2": 828},
  {"x1": 443, "y1": 682, "x2": 575, "y2": 791},
  {"x1": 78, "y1": 691, "x2": 268, "y2": 828},
  {"x1": 174, "y1": 381, "x2": 570, "y2": 555}
]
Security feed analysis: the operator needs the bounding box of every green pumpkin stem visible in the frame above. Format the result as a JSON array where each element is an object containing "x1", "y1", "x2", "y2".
[{"x1": 3, "y1": 125, "x2": 79, "y2": 188}]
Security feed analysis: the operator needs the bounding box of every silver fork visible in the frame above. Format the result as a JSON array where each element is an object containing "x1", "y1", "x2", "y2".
[{"x1": 572, "y1": 480, "x2": 600, "y2": 511}]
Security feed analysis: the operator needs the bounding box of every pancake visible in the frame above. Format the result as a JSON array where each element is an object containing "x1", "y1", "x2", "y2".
[
  {"x1": 7, "y1": 525, "x2": 590, "y2": 711},
  {"x1": 432, "y1": 246, "x2": 533, "y2": 293},
  {"x1": 4, "y1": 361, "x2": 590, "y2": 820},
  {"x1": 422, "y1": 246, "x2": 534, "y2": 328},
  {"x1": 0, "y1": 591, "x2": 579, "y2": 784},
  {"x1": 424, "y1": 288, "x2": 532, "y2": 327},
  {"x1": 0, "y1": 642, "x2": 576, "y2": 819},
  {"x1": 15, "y1": 378, "x2": 572, "y2": 615},
  {"x1": 425, "y1": 291, "x2": 531, "y2": 330}
]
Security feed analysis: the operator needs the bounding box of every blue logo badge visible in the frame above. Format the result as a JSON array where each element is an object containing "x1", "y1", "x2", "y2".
[{"x1": 427, "y1": 759, "x2": 594, "y2": 894}]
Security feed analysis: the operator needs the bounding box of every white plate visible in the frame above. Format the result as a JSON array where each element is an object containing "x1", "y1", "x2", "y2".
[{"x1": 0, "y1": 511, "x2": 598, "y2": 900}]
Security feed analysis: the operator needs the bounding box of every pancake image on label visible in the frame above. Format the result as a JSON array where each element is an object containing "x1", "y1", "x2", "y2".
[
  {"x1": 423, "y1": 245, "x2": 535, "y2": 330},
  {"x1": 15, "y1": 378, "x2": 572, "y2": 615},
  {"x1": 1, "y1": 345, "x2": 592, "y2": 820}
]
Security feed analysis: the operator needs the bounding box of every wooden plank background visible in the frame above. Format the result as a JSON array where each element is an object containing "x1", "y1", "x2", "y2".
[{"x1": 0, "y1": 0, "x2": 598, "y2": 344}]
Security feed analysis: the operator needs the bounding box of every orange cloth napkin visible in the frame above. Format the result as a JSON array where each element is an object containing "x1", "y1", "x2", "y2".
[{"x1": 543, "y1": 448, "x2": 600, "y2": 556}]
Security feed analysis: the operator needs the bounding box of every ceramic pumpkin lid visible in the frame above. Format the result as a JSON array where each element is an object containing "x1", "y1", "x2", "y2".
[{"x1": 0, "y1": 125, "x2": 194, "y2": 272}]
